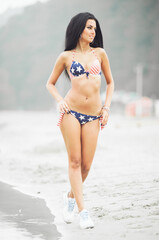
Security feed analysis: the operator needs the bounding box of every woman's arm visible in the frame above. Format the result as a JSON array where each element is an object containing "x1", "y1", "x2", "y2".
[
  {"x1": 99, "y1": 48, "x2": 115, "y2": 125},
  {"x1": 46, "y1": 52, "x2": 66, "y2": 102},
  {"x1": 46, "y1": 52, "x2": 70, "y2": 112},
  {"x1": 100, "y1": 48, "x2": 114, "y2": 108}
]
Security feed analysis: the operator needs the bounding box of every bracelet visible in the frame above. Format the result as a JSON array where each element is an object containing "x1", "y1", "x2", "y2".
[{"x1": 102, "y1": 106, "x2": 110, "y2": 111}]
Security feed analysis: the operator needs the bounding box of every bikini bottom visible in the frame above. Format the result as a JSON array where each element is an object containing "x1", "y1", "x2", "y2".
[{"x1": 57, "y1": 109, "x2": 105, "y2": 130}]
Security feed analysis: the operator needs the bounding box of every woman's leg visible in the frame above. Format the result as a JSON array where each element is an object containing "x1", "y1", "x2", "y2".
[
  {"x1": 81, "y1": 119, "x2": 100, "y2": 181},
  {"x1": 69, "y1": 119, "x2": 100, "y2": 197},
  {"x1": 60, "y1": 113, "x2": 84, "y2": 212}
]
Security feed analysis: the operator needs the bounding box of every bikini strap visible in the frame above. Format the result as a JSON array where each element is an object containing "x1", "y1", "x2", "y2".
[
  {"x1": 91, "y1": 47, "x2": 97, "y2": 58},
  {"x1": 90, "y1": 47, "x2": 100, "y2": 62},
  {"x1": 72, "y1": 49, "x2": 76, "y2": 61}
]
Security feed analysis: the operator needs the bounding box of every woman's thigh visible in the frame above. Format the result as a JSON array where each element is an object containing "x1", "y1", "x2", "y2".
[
  {"x1": 81, "y1": 119, "x2": 100, "y2": 168},
  {"x1": 60, "y1": 113, "x2": 81, "y2": 159}
]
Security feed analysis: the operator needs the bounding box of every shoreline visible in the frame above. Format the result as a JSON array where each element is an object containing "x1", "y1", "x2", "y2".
[{"x1": 0, "y1": 181, "x2": 62, "y2": 240}]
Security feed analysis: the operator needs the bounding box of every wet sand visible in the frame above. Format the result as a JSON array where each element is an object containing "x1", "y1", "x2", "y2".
[{"x1": 0, "y1": 181, "x2": 61, "y2": 240}]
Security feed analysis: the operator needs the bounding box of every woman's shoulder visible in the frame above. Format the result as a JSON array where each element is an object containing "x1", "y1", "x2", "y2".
[
  {"x1": 92, "y1": 47, "x2": 108, "y2": 62},
  {"x1": 93, "y1": 47, "x2": 107, "y2": 55},
  {"x1": 58, "y1": 50, "x2": 73, "y2": 61},
  {"x1": 94, "y1": 48, "x2": 110, "y2": 63}
]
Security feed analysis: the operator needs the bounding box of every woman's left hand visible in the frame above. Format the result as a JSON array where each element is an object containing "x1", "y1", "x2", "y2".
[{"x1": 100, "y1": 108, "x2": 109, "y2": 126}]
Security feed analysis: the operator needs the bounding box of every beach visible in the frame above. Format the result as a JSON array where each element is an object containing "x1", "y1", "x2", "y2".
[{"x1": 0, "y1": 110, "x2": 159, "y2": 240}]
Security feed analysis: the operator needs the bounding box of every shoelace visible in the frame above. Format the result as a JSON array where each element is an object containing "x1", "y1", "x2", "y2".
[
  {"x1": 80, "y1": 210, "x2": 89, "y2": 220},
  {"x1": 68, "y1": 199, "x2": 75, "y2": 212}
]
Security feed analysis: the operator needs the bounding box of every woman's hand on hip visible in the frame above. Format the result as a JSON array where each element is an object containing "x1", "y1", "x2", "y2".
[
  {"x1": 58, "y1": 99, "x2": 70, "y2": 113},
  {"x1": 100, "y1": 108, "x2": 109, "y2": 126}
]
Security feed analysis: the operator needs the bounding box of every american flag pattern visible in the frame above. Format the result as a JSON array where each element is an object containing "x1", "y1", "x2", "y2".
[
  {"x1": 57, "y1": 110, "x2": 105, "y2": 130},
  {"x1": 69, "y1": 47, "x2": 101, "y2": 79}
]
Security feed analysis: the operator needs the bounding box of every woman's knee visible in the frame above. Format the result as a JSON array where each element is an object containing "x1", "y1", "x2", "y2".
[
  {"x1": 81, "y1": 163, "x2": 91, "y2": 173},
  {"x1": 69, "y1": 155, "x2": 81, "y2": 169}
]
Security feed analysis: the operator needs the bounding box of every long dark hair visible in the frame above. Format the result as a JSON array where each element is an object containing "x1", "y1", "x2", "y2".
[{"x1": 64, "y1": 12, "x2": 103, "y2": 78}]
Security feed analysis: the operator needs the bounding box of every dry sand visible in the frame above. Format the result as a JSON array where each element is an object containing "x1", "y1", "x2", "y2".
[{"x1": 0, "y1": 110, "x2": 159, "y2": 240}]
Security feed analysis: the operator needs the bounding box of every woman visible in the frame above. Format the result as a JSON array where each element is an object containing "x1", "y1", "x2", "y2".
[{"x1": 46, "y1": 12, "x2": 114, "y2": 229}]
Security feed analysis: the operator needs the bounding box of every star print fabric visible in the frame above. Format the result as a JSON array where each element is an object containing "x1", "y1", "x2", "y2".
[
  {"x1": 57, "y1": 110, "x2": 105, "y2": 130},
  {"x1": 70, "y1": 110, "x2": 100, "y2": 125},
  {"x1": 70, "y1": 61, "x2": 89, "y2": 78}
]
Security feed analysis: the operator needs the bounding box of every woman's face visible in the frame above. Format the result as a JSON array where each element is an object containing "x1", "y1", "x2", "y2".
[{"x1": 80, "y1": 19, "x2": 96, "y2": 43}]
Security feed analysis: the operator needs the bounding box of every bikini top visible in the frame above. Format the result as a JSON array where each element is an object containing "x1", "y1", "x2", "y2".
[{"x1": 69, "y1": 47, "x2": 101, "y2": 79}]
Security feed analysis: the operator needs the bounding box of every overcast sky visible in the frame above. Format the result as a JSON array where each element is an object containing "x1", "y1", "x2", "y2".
[{"x1": 0, "y1": 0, "x2": 48, "y2": 14}]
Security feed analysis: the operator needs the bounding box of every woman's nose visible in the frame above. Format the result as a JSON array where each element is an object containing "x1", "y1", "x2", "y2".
[
  {"x1": 90, "y1": 30, "x2": 95, "y2": 35},
  {"x1": 92, "y1": 29, "x2": 96, "y2": 35}
]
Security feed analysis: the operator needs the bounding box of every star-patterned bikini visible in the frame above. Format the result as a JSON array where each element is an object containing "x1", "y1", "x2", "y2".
[
  {"x1": 57, "y1": 110, "x2": 104, "y2": 130},
  {"x1": 69, "y1": 110, "x2": 101, "y2": 125},
  {"x1": 69, "y1": 47, "x2": 101, "y2": 79},
  {"x1": 57, "y1": 48, "x2": 105, "y2": 130}
]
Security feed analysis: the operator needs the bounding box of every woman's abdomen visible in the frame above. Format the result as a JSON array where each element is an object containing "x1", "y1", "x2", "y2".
[{"x1": 64, "y1": 89, "x2": 102, "y2": 115}]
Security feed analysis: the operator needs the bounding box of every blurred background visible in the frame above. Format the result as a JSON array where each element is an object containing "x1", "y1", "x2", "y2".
[
  {"x1": 0, "y1": 1, "x2": 159, "y2": 239},
  {"x1": 0, "y1": 0, "x2": 159, "y2": 117}
]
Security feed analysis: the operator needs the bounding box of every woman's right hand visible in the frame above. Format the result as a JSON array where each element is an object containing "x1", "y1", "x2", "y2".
[{"x1": 58, "y1": 99, "x2": 70, "y2": 113}]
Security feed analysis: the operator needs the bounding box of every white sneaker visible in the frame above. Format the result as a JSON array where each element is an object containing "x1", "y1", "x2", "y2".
[
  {"x1": 79, "y1": 209, "x2": 94, "y2": 229},
  {"x1": 63, "y1": 192, "x2": 76, "y2": 223}
]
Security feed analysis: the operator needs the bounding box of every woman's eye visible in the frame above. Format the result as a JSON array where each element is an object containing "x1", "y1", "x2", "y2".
[{"x1": 87, "y1": 27, "x2": 96, "y2": 31}]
